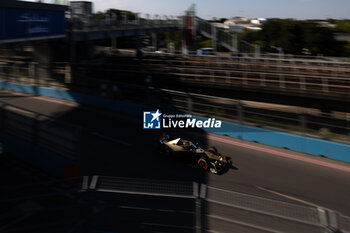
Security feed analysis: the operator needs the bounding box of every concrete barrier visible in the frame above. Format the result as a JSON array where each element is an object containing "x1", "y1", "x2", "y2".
[
  {"x1": 197, "y1": 117, "x2": 350, "y2": 163},
  {"x1": 0, "y1": 80, "x2": 349, "y2": 164}
]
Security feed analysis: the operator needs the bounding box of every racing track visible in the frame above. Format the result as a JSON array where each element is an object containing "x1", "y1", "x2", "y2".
[{"x1": 1, "y1": 89, "x2": 350, "y2": 217}]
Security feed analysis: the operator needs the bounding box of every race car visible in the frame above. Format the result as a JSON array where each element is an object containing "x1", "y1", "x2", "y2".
[{"x1": 158, "y1": 135, "x2": 232, "y2": 174}]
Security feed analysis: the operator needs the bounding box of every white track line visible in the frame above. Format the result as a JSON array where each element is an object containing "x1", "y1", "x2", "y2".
[{"x1": 256, "y1": 185, "x2": 327, "y2": 210}]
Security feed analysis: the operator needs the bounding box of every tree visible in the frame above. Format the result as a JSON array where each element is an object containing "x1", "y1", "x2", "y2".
[
  {"x1": 240, "y1": 19, "x2": 347, "y2": 56},
  {"x1": 335, "y1": 20, "x2": 350, "y2": 33},
  {"x1": 92, "y1": 9, "x2": 136, "y2": 21}
]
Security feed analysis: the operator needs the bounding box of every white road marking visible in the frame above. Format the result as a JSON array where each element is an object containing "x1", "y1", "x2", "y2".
[
  {"x1": 206, "y1": 214, "x2": 281, "y2": 233},
  {"x1": 256, "y1": 185, "x2": 328, "y2": 210},
  {"x1": 96, "y1": 188, "x2": 193, "y2": 199}
]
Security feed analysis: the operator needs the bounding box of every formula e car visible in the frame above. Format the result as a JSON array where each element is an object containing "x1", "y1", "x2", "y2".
[{"x1": 158, "y1": 135, "x2": 232, "y2": 174}]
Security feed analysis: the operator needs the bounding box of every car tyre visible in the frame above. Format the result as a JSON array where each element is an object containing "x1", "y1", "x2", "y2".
[
  {"x1": 207, "y1": 146, "x2": 218, "y2": 154},
  {"x1": 198, "y1": 157, "x2": 209, "y2": 171}
]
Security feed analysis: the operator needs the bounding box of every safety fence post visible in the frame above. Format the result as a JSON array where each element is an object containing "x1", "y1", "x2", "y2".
[
  {"x1": 237, "y1": 101, "x2": 244, "y2": 139},
  {"x1": 255, "y1": 45, "x2": 260, "y2": 58},
  {"x1": 327, "y1": 210, "x2": 339, "y2": 232},
  {"x1": 65, "y1": 64, "x2": 72, "y2": 84},
  {"x1": 29, "y1": 62, "x2": 36, "y2": 79},
  {"x1": 318, "y1": 208, "x2": 328, "y2": 229},
  {"x1": 212, "y1": 24, "x2": 217, "y2": 54},
  {"x1": 194, "y1": 183, "x2": 207, "y2": 233},
  {"x1": 238, "y1": 101, "x2": 244, "y2": 124}
]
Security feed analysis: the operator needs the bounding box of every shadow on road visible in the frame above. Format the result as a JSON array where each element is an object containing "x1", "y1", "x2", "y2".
[{"x1": 0, "y1": 89, "x2": 211, "y2": 232}]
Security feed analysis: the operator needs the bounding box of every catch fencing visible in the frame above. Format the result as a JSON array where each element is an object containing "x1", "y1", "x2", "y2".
[
  {"x1": 89, "y1": 175, "x2": 196, "y2": 199},
  {"x1": 204, "y1": 185, "x2": 327, "y2": 233},
  {"x1": 155, "y1": 88, "x2": 350, "y2": 143},
  {"x1": 86, "y1": 176, "x2": 349, "y2": 233},
  {"x1": 1, "y1": 58, "x2": 349, "y2": 142},
  {"x1": 0, "y1": 101, "x2": 81, "y2": 161},
  {"x1": 4, "y1": 175, "x2": 349, "y2": 233}
]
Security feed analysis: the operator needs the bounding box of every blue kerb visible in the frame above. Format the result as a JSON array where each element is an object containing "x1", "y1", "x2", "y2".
[{"x1": 194, "y1": 114, "x2": 350, "y2": 163}]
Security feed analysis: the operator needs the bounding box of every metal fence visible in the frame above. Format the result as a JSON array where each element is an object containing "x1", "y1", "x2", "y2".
[
  {"x1": 153, "y1": 88, "x2": 350, "y2": 143},
  {"x1": 1, "y1": 58, "x2": 349, "y2": 142},
  {"x1": 84, "y1": 176, "x2": 349, "y2": 233},
  {"x1": 90, "y1": 175, "x2": 196, "y2": 199},
  {"x1": 141, "y1": 49, "x2": 350, "y2": 66},
  {"x1": 1, "y1": 57, "x2": 350, "y2": 142},
  {"x1": 2, "y1": 54, "x2": 350, "y2": 95},
  {"x1": 71, "y1": 54, "x2": 350, "y2": 98},
  {"x1": 2, "y1": 175, "x2": 349, "y2": 232},
  {"x1": 0, "y1": 101, "x2": 81, "y2": 161},
  {"x1": 204, "y1": 186, "x2": 327, "y2": 233},
  {"x1": 138, "y1": 54, "x2": 350, "y2": 97},
  {"x1": 0, "y1": 60, "x2": 71, "y2": 89},
  {"x1": 339, "y1": 215, "x2": 350, "y2": 233},
  {"x1": 72, "y1": 15, "x2": 181, "y2": 31},
  {"x1": 195, "y1": 17, "x2": 240, "y2": 53}
]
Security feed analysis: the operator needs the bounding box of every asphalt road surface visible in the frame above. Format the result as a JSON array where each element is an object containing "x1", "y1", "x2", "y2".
[{"x1": 1, "y1": 89, "x2": 350, "y2": 219}]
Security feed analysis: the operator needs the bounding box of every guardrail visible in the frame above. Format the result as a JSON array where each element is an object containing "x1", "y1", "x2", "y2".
[
  {"x1": 139, "y1": 54, "x2": 350, "y2": 96},
  {"x1": 88, "y1": 176, "x2": 200, "y2": 232},
  {"x1": 71, "y1": 17, "x2": 181, "y2": 31},
  {"x1": 339, "y1": 215, "x2": 350, "y2": 233},
  {"x1": 204, "y1": 186, "x2": 326, "y2": 233},
  {"x1": 1, "y1": 55, "x2": 350, "y2": 95},
  {"x1": 74, "y1": 55, "x2": 350, "y2": 98},
  {"x1": 0, "y1": 60, "x2": 71, "y2": 89},
  {"x1": 3, "y1": 175, "x2": 350, "y2": 232},
  {"x1": 141, "y1": 51, "x2": 350, "y2": 68},
  {"x1": 89, "y1": 176, "x2": 196, "y2": 199},
  {"x1": 85, "y1": 176, "x2": 350, "y2": 233}
]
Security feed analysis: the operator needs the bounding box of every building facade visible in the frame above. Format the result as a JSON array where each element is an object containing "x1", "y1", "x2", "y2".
[{"x1": 70, "y1": 1, "x2": 92, "y2": 24}]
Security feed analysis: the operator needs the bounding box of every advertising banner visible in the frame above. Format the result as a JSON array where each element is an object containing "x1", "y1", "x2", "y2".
[{"x1": 0, "y1": 7, "x2": 66, "y2": 40}]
